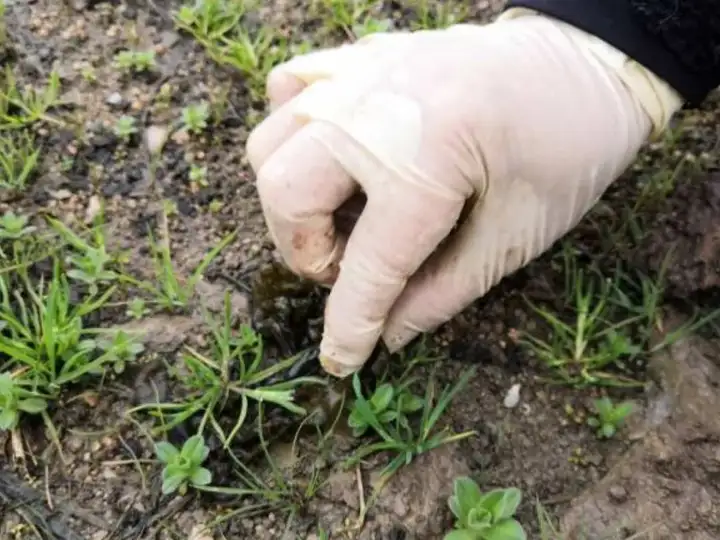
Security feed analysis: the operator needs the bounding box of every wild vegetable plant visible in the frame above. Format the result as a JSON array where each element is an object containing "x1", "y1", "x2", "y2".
[
  {"x1": 587, "y1": 396, "x2": 633, "y2": 439},
  {"x1": 446, "y1": 477, "x2": 526, "y2": 540},
  {"x1": 155, "y1": 434, "x2": 212, "y2": 494},
  {"x1": 114, "y1": 115, "x2": 138, "y2": 142},
  {"x1": 347, "y1": 380, "x2": 424, "y2": 437},
  {"x1": 346, "y1": 367, "x2": 476, "y2": 479}
]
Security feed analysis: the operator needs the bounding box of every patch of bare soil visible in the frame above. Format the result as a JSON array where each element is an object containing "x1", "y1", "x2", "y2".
[{"x1": 2, "y1": 1, "x2": 720, "y2": 540}]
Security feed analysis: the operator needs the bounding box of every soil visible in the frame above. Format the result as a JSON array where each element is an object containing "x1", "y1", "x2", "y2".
[{"x1": 1, "y1": 1, "x2": 720, "y2": 540}]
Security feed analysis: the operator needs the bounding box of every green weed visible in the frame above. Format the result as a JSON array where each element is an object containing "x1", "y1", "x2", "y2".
[
  {"x1": 0, "y1": 66, "x2": 62, "y2": 129},
  {"x1": 115, "y1": 50, "x2": 157, "y2": 73},
  {"x1": 0, "y1": 130, "x2": 40, "y2": 191},
  {"x1": 521, "y1": 244, "x2": 720, "y2": 388},
  {"x1": 347, "y1": 379, "x2": 424, "y2": 437},
  {"x1": 181, "y1": 101, "x2": 210, "y2": 135},
  {"x1": 127, "y1": 291, "x2": 325, "y2": 441},
  {"x1": 587, "y1": 396, "x2": 633, "y2": 439},
  {"x1": 155, "y1": 434, "x2": 213, "y2": 494},
  {"x1": 408, "y1": 0, "x2": 468, "y2": 30},
  {"x1": 346, "y1": 366, "x2": 476, "y2": 480},
  {"x1": 446, "y1": 477, "x2": 526, "y2": 540},
  {"x1": 114, "y1": 115, "x2": 138, "y2": 142}
]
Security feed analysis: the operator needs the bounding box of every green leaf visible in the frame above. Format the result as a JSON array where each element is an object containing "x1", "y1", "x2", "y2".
[
  {"x1": 479, "y1": 488, "x2": 522, "y2": 522},
  {"x1": 190, "y1": 466, "x2": 212, "y2": 487},
  {"x1": 347, "y1": 409, "x2": 366, "y2": 429},
  {"x1": 611, "y1": 401, "x2": 634, "y2": 423},
  {"x1": 448, "y1": 476, "x2": 482, "y2": 525},
  {"x1": 17, "y1": 398, "x2": 47, "y2": 413},
  {"x1": 398, "y1": 393, "x2": 424, "y2": 413},
  {"x1": 587, "y1": 417, "x2": 600, "y2": 427},
  {"x1": 601, "y1": 423, "x2": 616, "y2": 439},
  {"x1": 443, "y1": 530, "x2": 476, "y2": 540},
  {"x1": 155, "y1": 442, "x2": 180, "y2": 463},
  {"x1": 0, "y1": 373, "x2": 14, "y2": 396},
  {"x1": 467, "y1": 507, "x2": 493, "y2": 531},
  {"x1": 0, "y1": 407, "x2": 18, "y2": 430},
  {"x1": 484, "y1": 518, "x2": 527, "y2": 540},
  {"x1": 181, "y1": 434, "x2": 208, "y2": 464},
  {"x1": 369, "y1": 383, "x2": 394, "y2": 412},
  {"x1": 378, "y1": 409, "x2": 398, "y2": 424},
  {"x1": 161, "y1": 472, "x2": 186, "y2": 494}
]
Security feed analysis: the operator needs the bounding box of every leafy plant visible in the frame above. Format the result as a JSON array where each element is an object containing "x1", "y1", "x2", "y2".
[
  {"x1": 0, "y1": 372, "x2": 49, "y2": 430},
  {"x1": 348, "y1": 381, "x2": 423, "y2": 437},
  {"x1": 115, "y1": 50, "x2": 157, "y2": 72},
  {"x1": 346, "y1": 367, "x2": 476, "y2": 479},
  {"x1": 96, "y1": 330, "x2": 145, "y2": 374},
  {"x1": 587, "y1": 396, "x2": 634, "y2": 439},
  {"x1": 446, "y1": 477, "x2": 526, "y2": 540},
  {"x1": 181, "y1": 102, "x2": 210, "y2": 135},
  {"x1": 155, "y1": 434, "x2": 212, "y2": 494},
  {"x1": 114, "y1": 116, "x2": 138, "y2": 142}
]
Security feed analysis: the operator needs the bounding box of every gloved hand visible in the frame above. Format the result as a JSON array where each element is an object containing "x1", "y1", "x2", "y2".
[{"x1": 246, "y1": 10, "x2": 683, "y2": 378}]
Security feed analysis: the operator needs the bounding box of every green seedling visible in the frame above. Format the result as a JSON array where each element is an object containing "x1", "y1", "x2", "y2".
[
  {"x1": 352, "y1": 17, "x2": 392, "y2": 38},
  {"x1": 0, "y1": 130, "x2": 41, "y2": 191},
  {"x1": 115, "y1": 50, "x2": 157, "y2": 73},
  {"x1": 138, "y1": 227, "x2": 236, "y2": 309},
  {"x1": 313, "y1": 0, "x2": 381, "y2": 38},
  {"x1": 126, "y1": 298, "x2": 150, "y2": 319},
  {"x1": 348, "y1": 381, "x2": 423, "y2": 437},
  {"x1": 446, "y1": 477, "x2": 526, "y2": 540},
  {"x1": 181, "y1": 102, "x2": 210, "y2": 135},
  {"x1": 189, "y1": 164, "x2": 208, "y2": 187},
  {"x1": 587, "y1": 397, "x2": 633, "y2": 439},
  {"x1": 155, "y1": 434, "x2": 212, "y2": 495},
  {"x1": 127, "y1": 292, "x2": 325, "y2": 442},
  {"x1": 0, "y1": 372, "x2": 49, "y2": 430},
  {"x1": 47, "y1": 215, "x2": 121, "y2": 295},
  {"x1": 114, "y1": 115, "x2": 138, "y2": 142},
  {"x1": 0, "y1": 67, "x2": 62, "y2": 129},
  {"x1": 96, "y1": 330, "x2": 145, "y2": 374},
  {"x1": 346, "y1": 367, "x2": 476, "y2": 480}
]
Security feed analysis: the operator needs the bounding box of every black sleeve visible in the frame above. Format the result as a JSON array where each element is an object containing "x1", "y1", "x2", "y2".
[{"x1": 504, "y1": 0, "x2": 720, "y2": 107}]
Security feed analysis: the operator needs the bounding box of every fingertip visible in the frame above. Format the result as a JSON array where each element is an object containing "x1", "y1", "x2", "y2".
[{"x1": 266, "y1": 68, "x2": 307, "y2": 111}]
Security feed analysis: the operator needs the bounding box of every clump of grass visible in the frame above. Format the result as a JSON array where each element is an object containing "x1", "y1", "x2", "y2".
[
  {"x1": 0, "y1": 130, "x2": 40, "y2": 191},
  {"x1": 312, "y1": 0, "x2": 389, "y2": 39},
  {"x1": 407, "y1": 0, "x2": 468, "y2": 30},
  {"x1": 0, "y1": 66, "x2": 62, "y2": 129},
  {"x1": 173, "y1": 0, "x2": 301, "y2": 102},
  {"x1": 520, "y1": 244, "x2": 720, "y2": 388}
]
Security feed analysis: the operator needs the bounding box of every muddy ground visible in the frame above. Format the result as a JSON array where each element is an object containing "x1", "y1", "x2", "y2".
[{"x1": 1, "y1": 1, "x2": 720, "y2": 539}]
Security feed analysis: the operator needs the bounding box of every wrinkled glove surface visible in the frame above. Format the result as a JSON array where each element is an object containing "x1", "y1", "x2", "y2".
[{"x1": 247, "y1": 14, "x2": 665, "y2": 378}]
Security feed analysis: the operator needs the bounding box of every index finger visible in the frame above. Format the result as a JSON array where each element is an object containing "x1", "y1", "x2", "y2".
[{"x1": 256, "y1": 119, "x2": 358, "y2": 284}]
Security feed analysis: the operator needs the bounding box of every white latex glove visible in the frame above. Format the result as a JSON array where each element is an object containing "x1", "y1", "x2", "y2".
[{"x1": 246, "y1": 11, "x2": 683, "y2": 378}]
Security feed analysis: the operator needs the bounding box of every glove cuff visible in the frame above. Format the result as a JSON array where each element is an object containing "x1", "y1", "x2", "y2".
[{"x1": 498, "y1": 8, "x2": 683, "y2": 139}]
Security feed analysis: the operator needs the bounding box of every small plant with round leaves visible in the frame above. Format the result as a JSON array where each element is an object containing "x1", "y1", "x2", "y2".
[
  {"x1": 587, "y1": 396, "x2": 634, "y2": 439},
  {"x1": 126, "y1": 298, "x2": 150, "y2": 320},
  {"x1": 189, "y1": 164, "x2": 208, "y2": 187},
  {"x1": 155, "y1": 434, "x2": 212, "y2": 495},
  {"x1": 348, "y1": 381, "x2": 424, "y2": 437},
  {"x1": 445, "y1": 477, "x2": 526, "y2": 540}
]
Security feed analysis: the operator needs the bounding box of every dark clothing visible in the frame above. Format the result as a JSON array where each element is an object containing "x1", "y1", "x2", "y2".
[{"x1": 504, "y1": 0, "x2": 720, "y2": 106}]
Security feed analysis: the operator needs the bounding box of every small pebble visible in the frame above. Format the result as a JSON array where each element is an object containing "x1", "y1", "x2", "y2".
[
  {"x1": 608, "y1": 485, "x2": 628, "y2": 504},
  {"x1": 106, "y1": 92, "x2": 124, "y2": 107},
  {"x1": 503, "y1": 383, "x2": 521, "y2": 408}
]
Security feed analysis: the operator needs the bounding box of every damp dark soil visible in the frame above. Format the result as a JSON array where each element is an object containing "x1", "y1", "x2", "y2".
[{"x1": 1, "y1": 1, "x2": 720, "y2": 540}]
